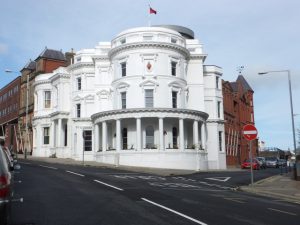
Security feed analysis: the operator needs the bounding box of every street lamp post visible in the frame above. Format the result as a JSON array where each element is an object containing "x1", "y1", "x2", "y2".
[
  {"x1": 258, "y1": 70, "x2": 297, "y2": 156},
  {"x1": 5, "y1": 69, "x2": 30, "y2": 158}
]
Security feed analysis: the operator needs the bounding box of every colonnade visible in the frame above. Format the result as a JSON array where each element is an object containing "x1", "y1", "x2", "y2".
[{"x1": 93, "y1": 117, "x2": 207, "y2": 152}]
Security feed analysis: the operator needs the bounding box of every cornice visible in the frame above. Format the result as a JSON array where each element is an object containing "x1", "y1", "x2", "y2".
[
  {"x1": 33, "y1": 80, "x2": 51, "y2": 87},
  {"x1": 50, "y1": 73, "x2": 71, "y2": 83},
  {"x1": 69, "y1": 62, "x2": 95, "y2": 70},
  {"x1": 91, "y1": 108, "x2": 209, "y2": 123},
  {"x1": 206, "y1": 119, "x2": 226, "y2": 124},
  {"x1": 72, "y1": 117, "x2": 91, "y2": 122},
  {"x1": 50, "y1": 111, "x2": 70, "y2": 117},
  {"x1": 190, "y1": 54, "x2": 207, "y2": 61},
  {"x1": 108, "y1": 42, "x2": 190, "y2": 59}
]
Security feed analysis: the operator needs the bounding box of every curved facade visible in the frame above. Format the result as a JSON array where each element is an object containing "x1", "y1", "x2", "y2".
[{"x1": 32, "y1": 26, "x2": 226, "y2": 170}]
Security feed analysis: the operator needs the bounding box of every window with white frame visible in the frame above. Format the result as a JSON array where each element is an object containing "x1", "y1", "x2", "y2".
[
  {"x1": 145, "y1": 89, "x2": 153, "y2": 108},
  {"x1": 171, "y1": 61, "x2": 177, "y2": 76},
  {"x1": 216, "y1": 76, "x2": 219, "y2": 89},
  {"x1": 121, "y1": 92, "x2": 126, "y2": 109},
  {"x1": 44, "y1": 91, "x2": 51, "y2": 108},
  {"x1": 218, "y1": 131, "x2": 223, "y2": 151},
  {"x1": 217, "y1": 101, "x2": 221, "y2": 118},
  {"x1": 76, "y1": 104, "x2": 81, "y2": 118},
  {"x1": 77, "y1": 77, "x2": 82, "y2": 90},
  {"x1": 121, "y1": 62, "x2": 126, "y2": 77},
  {"x1": 43, "y1": 127, "x2": 50, "y2": 145}
]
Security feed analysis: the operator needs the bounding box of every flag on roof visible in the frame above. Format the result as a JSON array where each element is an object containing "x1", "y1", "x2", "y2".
[{"x1": 149, "y1": 6, "x2": 157, "y2": 14}]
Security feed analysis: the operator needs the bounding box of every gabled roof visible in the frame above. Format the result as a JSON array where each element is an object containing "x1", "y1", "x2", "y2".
[
  {"x1": 20, "y1": 60, "x2": 36, "y2": 72},
  {"x1": 237, "y1": 75, "x2": 253, "y2": 92},
  {"x1": 35, "y1": 48, "x2": 66, "y2": 61}
]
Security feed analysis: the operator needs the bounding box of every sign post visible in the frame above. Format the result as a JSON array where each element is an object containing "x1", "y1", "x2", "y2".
[{"x1": 242, "y1": 124, "x2": 258, "y2": 186}]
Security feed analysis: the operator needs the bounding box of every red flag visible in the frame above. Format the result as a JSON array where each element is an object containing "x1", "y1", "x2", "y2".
[{"x1": 149, "y1": 7, "x2": 157, "y2": 14}]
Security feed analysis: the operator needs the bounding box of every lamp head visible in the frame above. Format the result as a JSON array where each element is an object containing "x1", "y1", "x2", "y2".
[{"x1": 258, "y1": 72, "x2": 268, "y2": 75}]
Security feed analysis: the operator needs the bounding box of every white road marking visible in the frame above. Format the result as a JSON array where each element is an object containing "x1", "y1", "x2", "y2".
[
  {"x1": 205, "y1": 177, "x2": 231, "y2": 182},
  {"x1": 39, "y1": 165, "x2": 58, "y2": 170},
  {"x1": 66, "y1": 170, "x2": 85, "y2": 177},
  {"x1": 113, "y1": 175, "x2": 166, "y2": 180},
  {"x1": 268, "y1": 208, "x2": 297, "y2": 216},
  {"x1": 223, "y1": 198, "x2": 245, "y2": 204},
  {"x1": 142, "y1": 198, "x2": 208, "y2": 225},
  {"x1": 94, "y1": 179, "x2": 124, "y2": 191}
]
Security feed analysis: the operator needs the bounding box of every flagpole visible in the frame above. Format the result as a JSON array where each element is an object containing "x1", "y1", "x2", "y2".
[{"x1": 148, "y1": 4, "x2": 151, "y2": 27}]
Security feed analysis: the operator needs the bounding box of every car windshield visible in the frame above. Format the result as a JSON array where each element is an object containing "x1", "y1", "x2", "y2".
[
  {"x1": 244, "y1": 159, "x2": 256, "y2": 163},
  {"x1": 265, "y1": 157, "x2": 277, "y2": 161}
]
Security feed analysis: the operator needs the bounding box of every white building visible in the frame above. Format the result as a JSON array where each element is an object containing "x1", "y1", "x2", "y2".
[{"x1": 32, "y1": 25, "x2": 226, "y2": 170}]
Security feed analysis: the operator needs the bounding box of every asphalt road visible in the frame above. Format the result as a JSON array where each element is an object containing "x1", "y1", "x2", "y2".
[{"x1": 10, "y1": 160, "x2": 300, "y2": 225}]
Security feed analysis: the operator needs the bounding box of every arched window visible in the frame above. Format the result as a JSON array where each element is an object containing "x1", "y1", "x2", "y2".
[
  {"x1": 172, "y1": 127, "x2": 178, "y2": 148},
  {"x1": 146, "y1": 126, "x2": 154, "y2": 148},
  {"x1": 122, "y1": 128, "x2": 127, "y2": 149}
]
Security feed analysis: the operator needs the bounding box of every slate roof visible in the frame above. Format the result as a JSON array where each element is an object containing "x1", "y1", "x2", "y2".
[
  {"x1": 237, "y1": 75, "x2": 253, "y2": 92},
  {"x1": 20, "y1": 60, "x2": 36, "y2": 72},
  {"x1": 35, "y1": 48, "x2": 66, "y2": 61},
  {"x1": 229, "y1": 75, "x2": 253, "y2": 93}
]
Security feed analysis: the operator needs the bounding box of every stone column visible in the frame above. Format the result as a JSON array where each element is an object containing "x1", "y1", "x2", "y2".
[
  {"x1": 136, "y1": 118, "x2": 141, "y2": 151},
  {"x1": 193, "y1": 120, "x2": 199, "y2": 150},
  {"x1": 179, "y1": 118, "x2": 184, "y2": 150},
  {"x1": 116, "y1": 119, "x2": 121, "y2": 152},
  {"x1": 102, "y1": 121, "x2": 107, "y2": 152},
  {"x1": 51, "y1": 121, "x2": 55, "y2": 147},
  {"x1": 94, "y1": 123, "x2": 99, "y2": 153},
  {"x1": 159, "y1": 118, "x2": 164, "y2": 151},
  {"x1": 57, "y1": 119, "x2": 62, "y2": 147},
  {"x1": 201, "y1": 122, "x2": 206, "y2": 150}
]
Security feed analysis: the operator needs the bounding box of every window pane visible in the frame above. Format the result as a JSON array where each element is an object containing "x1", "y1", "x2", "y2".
[
  {"x1": 172, "y1": 91, "x2": 177, "y2": 108},
  {"x1": 219, "y1": 131, "x2": 222, "y2": 151},
  {"x1": 76, "y1": 104, "x2": 81, "y2": 117},
  {"x1": 44, "y1": 91, "x2": 51, "y2": 108},
  {"x1": 145, "y1": 90, "x2": 153, "y2": 108},
  {"x1": 171, "y1": 61, "x2": 177, "y2": 76},
  {"x1": 121, "y1": 62, "x2": 126, "y2": 77},
  {"x1": 77, "y1": 77, "x2": 82, "y2": 90},
  {"x1": 43, "y1": 127, "x2": 50, "y2": 144},
  {"x1": 121, "y1": 92, "x2": 126, "y2": 109}
]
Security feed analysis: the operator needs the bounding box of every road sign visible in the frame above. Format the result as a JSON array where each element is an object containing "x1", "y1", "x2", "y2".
[{"x1": 242, "y1": 124, "x2": 258, "y2": 141}]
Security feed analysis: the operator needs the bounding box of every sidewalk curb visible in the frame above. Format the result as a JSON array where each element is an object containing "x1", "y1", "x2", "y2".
[{"x1": 239, "y1": 186, "x2": 300, "y2": 205}]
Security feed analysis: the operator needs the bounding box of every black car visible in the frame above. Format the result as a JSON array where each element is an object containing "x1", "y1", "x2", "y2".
[{"x1": 0, "y1": 145, "x2": 12, "y2": 225}]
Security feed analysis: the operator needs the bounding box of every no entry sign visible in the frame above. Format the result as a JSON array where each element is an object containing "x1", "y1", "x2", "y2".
[{"x1": 242, "y1": 124, "x2": 258, "y2": 141}]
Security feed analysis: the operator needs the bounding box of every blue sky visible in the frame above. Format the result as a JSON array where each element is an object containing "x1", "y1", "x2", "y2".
[{"x1": 0, "y1": 0, "x2": 299, "y2": 150}]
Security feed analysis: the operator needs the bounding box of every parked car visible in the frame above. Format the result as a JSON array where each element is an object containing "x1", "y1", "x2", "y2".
[
  {"x1": 256, "y1": 157, "x2": 266, "y2": 169},
  {"x1": 265, "y1": 157, "x2": 279, "y2": 168},
  {"x1": 278, "y1": 159, "x2": 287, "y2": 167},
  {"x1": 0, "y1": 145, "x2": 12, "y2": 225},
  {"x1": 241, "y1": 158, "x2": 260, "y2": 170}
]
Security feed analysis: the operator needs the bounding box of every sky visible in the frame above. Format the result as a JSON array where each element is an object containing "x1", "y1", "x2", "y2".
[{"x1": 0, "y1": 0, "x2": 299, "y2": 151}]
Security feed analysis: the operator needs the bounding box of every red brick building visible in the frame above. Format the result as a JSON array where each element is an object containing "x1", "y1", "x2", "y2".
[
  {"x1": 222, "y1": 75, "x2": 258, "y2": 166},
  {"x1": 19, "y1": 48, "x2": 72, "y2": 154},
  {"x1": 0, "y1": 76, "x2": 21, "y2": 153}
]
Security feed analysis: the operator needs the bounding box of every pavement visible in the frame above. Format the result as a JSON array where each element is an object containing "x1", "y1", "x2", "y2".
[
  {"x1": 240, "y1": 173, "x2": 300, "y2": 204},
  {"x1": 18, "y1": 154, "x2": 300, "y2": 204}
]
